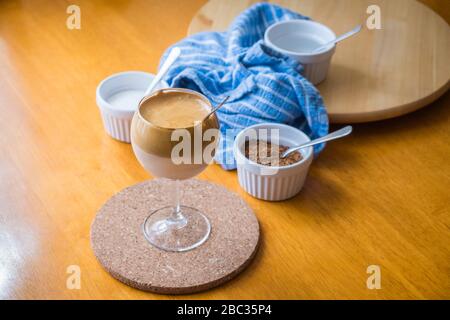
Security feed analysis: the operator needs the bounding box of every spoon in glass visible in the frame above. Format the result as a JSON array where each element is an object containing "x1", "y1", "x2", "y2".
[
  {"x1": 203, "y1": 95, "x2": 230, "y2": 120},
  {"x1": 281, "y1": 126, "x2": 353, "y2": 158},
  {"x1": 312, "y1": 25, "x2": 362, "y2": 53}
]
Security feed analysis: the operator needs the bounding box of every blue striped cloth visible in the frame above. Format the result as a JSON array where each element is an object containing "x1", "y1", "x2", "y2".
[{"x1": 159, "y1": 2, "x2": 329, "y2": 170}]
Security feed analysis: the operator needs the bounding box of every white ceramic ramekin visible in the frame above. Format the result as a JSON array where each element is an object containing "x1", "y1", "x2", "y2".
[
  {"x1": 96, "y1": 71, "x2": 168, "y2": 143},
  {"x1": 264, "y1": 20, "x2": 336, "y2": 85},
  {"x1": 234, "y1": 123, "x2": 313, "y2": 201}
]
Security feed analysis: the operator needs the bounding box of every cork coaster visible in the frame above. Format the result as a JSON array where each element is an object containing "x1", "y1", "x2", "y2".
[{"x1": 90, "y1": 178, "x2": 260, "y2": 294}]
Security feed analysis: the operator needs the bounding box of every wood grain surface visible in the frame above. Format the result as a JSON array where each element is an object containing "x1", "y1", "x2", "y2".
[
  {"x1": 0, "y1": 0, "x2": 449, "y2": 299},
  {"x1": 188, "y1": 0, "x2": 450, "y2": 123}
]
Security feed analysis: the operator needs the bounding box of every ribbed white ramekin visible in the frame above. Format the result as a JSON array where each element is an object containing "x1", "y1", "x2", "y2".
[
  {"x1": 99, "y1": 111, "x2": 132, "y2": 143},
  {"x1": 96, "y1": 71, "x2": 168, "y2": 143},
  {"x1": 302, "y1": 59, "x2": 333, "y2": 85},
  {"x1": 234, "y1": 123, "x2": 314, "y2": 201},
  {"x1": 264, "y1": 20, "x2": 336, "y2": 85}
]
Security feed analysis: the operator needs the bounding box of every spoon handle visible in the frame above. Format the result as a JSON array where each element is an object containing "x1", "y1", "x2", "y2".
[
  {"x1": 312, "y1": 25, "x2": 362, "y2": 53},
  {"x1": 204, "y1": 95, "x2": 230, "y2": 120},
  {"x1": 282, "y1": 126, "x2": 353, "y2": 158},
  {"x1": 144, "y1": 47, "x2": 181, "y2": 96},
  {"x1": 333, "y1": 24, "x2": 362, "y2": 44}
]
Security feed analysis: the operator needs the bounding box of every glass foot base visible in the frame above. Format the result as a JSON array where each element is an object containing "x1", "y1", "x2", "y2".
[{"x1": 142, "y1": 205, "x2": 211, "y2": 252}]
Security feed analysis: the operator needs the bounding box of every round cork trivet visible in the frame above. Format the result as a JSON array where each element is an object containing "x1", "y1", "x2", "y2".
[{"x1": 90, "y1": 178, "x2": 260, "y2": 294}]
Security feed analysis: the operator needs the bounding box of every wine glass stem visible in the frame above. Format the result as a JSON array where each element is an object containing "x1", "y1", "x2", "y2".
[{"x1": 171, "y1": 179, "x2": 186, "y2": 225}]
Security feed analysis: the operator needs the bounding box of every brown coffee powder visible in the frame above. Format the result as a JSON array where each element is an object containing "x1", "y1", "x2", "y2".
[{"x1": 244, "y1": 140, "x2": 303, "y2": 167}]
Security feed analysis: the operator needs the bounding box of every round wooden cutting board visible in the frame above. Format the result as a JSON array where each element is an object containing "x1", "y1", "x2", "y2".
[{"x1": 188, "y1": 0, "x2": 450, "y2": 123}]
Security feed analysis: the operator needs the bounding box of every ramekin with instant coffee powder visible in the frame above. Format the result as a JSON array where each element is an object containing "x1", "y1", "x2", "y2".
[{"x1": 234, "y1": 123, "x2": 313, "y2": 201}]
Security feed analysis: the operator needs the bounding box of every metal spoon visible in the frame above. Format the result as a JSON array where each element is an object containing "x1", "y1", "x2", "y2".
[
  {"x1": 203, "y1": 96, "x2": 230, "y2": 120},
  {"x1": 312, "y1": 25, "x2": 362, "y2": 53},
  {"x1": 281, "y1": 125, "x2": 353, "y2": 158},
  {"x1": 143, "y1": 47, "x2": 181, "y2": 97}
]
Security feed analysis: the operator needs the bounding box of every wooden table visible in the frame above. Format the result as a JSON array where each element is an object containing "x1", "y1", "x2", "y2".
[{"x1": 0, "y1": 0, "x2": 448, "y2": 299}]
